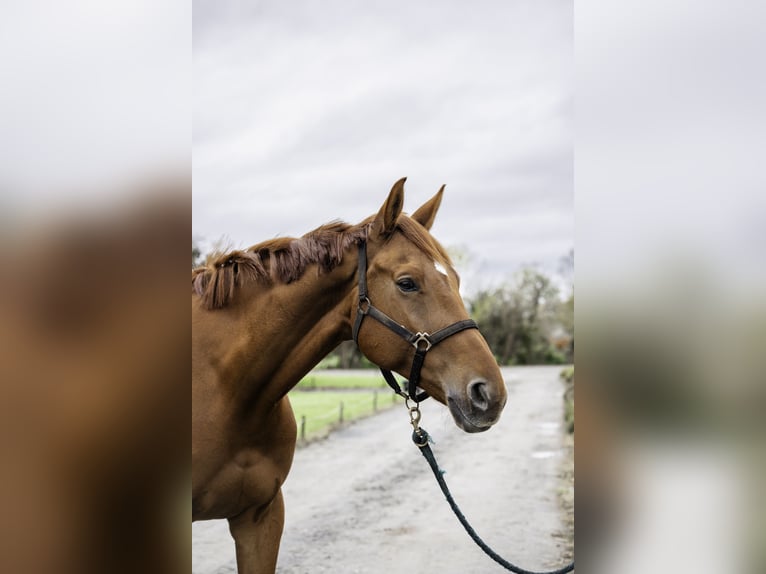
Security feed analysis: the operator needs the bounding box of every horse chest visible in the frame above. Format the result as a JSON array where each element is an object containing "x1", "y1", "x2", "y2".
[
  {"x1": 192, "y1": 448, "x2": 287, "y2": 520},
  {"x1": 193, "y1": 396, "x2": 297, "y2": 521}
]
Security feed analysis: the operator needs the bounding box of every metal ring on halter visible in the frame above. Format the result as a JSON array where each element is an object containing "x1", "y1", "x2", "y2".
[
  {"x1": 411, "y1": 333, "x2": 432, "y2": 352},
  {"x1": 358, "y1": 296, "x2": 371, "y2": 314}
]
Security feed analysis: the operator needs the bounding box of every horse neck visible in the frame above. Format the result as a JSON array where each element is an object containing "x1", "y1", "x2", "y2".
[{"x1": 228, "y1": 252, "x2": 359, "y2": 412}]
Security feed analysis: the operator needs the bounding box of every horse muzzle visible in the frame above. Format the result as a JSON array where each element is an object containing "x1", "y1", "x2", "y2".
[{"x1": 446, "y1": 379, "x2": 507, "y2": 433}]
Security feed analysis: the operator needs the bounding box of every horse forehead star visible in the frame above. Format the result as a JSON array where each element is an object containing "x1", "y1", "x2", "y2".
[{"x1": 434, "y1": 261, "x2": 449, "y2": 277}]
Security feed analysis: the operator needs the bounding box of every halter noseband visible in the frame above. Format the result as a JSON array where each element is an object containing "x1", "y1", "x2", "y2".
[{"x1": 352, "y1": 240, "x2": 479, "y2": 402}]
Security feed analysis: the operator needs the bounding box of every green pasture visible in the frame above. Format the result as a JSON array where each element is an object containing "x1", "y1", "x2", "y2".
[
  {"x1": 295, "y1": 370, "x2": 396, "y2": 390},
  {"x1": 287, "y1": 389, "x2": 400, "y2": 441}
]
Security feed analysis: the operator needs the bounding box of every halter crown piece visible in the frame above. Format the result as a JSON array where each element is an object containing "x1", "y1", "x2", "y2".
[{"x1": 351, "y1": 240, "x2": 479, "y2": 403}]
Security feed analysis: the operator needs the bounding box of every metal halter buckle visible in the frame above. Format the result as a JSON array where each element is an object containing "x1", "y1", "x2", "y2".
[
  {"x1": 411, "y1": 332, "x2": 432, "y2": 352},
  {"x1": 358, "y1": 296, "x2": 371, "y2": 315}
]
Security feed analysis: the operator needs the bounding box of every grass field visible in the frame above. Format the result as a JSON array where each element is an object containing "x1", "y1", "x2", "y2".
[
  {"x1": 288, "y1": 389, "x2": 401, "y2": 440},
  {"x1": 295, "y1": 370, "x2": 401, "y2": 390}
]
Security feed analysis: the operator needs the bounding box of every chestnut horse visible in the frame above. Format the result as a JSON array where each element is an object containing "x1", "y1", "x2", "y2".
[{"x1": 191, "y1": 179, "x2": 507, "y2": 573}]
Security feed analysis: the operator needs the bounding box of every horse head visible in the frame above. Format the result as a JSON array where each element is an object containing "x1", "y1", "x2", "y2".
[{"x1": 353, "y1": 178, "x2": 507, "y2": 433}]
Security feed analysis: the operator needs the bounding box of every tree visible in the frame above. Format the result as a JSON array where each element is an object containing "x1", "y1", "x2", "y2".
[
  {"x1": 328, "y1": 340, "x2": 369, "y2": 369},
  {"x1": 469, "y1": 268, "x2": 565, "y2": 365},
  {"x1": 557, "y1": 249, "x2": 574, "y2": 362}
]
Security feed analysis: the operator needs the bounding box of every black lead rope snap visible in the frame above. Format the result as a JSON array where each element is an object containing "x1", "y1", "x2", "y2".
[{"x1": 411, "y1": 428, "x2": 429, "y2": 448}]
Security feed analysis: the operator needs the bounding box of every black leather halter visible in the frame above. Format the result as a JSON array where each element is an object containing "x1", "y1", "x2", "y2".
[{"x1": 352, "y1": 240, "x2": 479, "y2": 402}]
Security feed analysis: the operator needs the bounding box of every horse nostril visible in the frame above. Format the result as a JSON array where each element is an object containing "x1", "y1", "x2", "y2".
[{"x1": 468, "y1": 380, "x2": 490, "y2": 411}]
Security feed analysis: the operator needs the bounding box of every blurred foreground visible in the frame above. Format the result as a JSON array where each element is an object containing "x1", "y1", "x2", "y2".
[
  {"x1": 577, "y1": 1, "x2": 766, "y2": 572},
  {"x1": 0, "y1": 181, "x2": 190, "y2": 574},
  {"x1": 576, "y1": 268, "x2": 764, "y2": 573}
]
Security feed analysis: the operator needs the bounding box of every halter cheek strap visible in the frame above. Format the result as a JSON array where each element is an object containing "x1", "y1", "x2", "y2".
[{"x1": 352, "y1": 241, "x2": 478, "y2": 402}]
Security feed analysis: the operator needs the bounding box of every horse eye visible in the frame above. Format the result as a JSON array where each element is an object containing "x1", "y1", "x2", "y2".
[{"x1": 396, "y1": 277, "x2": 418, "y2": 292}]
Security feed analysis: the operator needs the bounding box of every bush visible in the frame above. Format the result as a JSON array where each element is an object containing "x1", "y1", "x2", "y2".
[{"x1": 561, "y1": 366, "x2": 574, "y2": 433}]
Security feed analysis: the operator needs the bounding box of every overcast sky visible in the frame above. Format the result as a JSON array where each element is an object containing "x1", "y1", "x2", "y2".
[
  {"x1": 0, "y1": 1, "x2": 189, "y2": 203},
  {"x1": 192, "y1": 0, "x2": 572, "y2": 294}
]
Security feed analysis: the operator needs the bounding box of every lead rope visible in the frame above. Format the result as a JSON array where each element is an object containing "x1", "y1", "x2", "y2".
[{"x1": 408, "y1": 405, "x2": 575, "y2": 574}]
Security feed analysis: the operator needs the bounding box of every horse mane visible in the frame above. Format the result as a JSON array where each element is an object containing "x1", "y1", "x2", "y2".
[
  {"x1": 192, "y1": 221, "x2": 369, "y2": 310},
  {"x1": 192, "y1": 215, "x2": 452, "y2": 311}
]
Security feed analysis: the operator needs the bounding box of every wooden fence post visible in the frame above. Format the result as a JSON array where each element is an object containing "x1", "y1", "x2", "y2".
[
  {"x1": 300, "y1": 415, "x2": 306, "y2": 441},
  {"x1": 339, "y1": 402, "x2": 344, "y2": 424}
]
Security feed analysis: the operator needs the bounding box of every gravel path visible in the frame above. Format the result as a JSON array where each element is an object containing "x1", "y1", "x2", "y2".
[{"x1": 192, "y1": 366, "x2": 572, "y2": 574}]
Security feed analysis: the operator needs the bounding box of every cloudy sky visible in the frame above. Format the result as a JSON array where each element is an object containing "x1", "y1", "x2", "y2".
[
  {"x1": 0, "y1": 1, "x2": 190, "y2": 202},
  {"x1": 193, "y1": 0, "x2": 572, "y2": 294}
]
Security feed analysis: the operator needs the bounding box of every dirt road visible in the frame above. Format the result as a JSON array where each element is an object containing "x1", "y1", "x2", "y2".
[{"x1": 192, "y1": 366, "x2": 572, "y2": 574}]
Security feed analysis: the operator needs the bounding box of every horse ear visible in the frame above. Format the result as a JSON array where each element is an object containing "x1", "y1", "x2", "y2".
[
  {"x1": 372, "y1": 177, "x2": 406, "y2": 239},
  {"x1": 411, "y1": 184, "x2": 444, "y2": 230}
]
